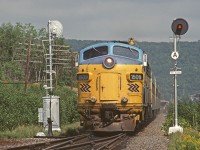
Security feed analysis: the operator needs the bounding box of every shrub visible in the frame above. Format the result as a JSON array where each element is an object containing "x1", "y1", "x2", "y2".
[
  {"x1": 0, "y1": 84, "x2": 44, "y2": 130},
  {"x1": 0, "y1": 83, "x2": 78, "y2": 131},
  {"x1": 163, "y1": 101, "x2": 200, "y2": 133},
  {"x1": 169, "y1": 129, "x2": 200, "y2": 150}
]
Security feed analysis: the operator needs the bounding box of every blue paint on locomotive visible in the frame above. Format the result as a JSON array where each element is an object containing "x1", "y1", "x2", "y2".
[{"x1": 79, "y1": 42, "x2": 143, "y2": 65}]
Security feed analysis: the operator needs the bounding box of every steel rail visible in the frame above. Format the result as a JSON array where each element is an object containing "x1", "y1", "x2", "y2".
[
  {"x1": 55, "y1": 133, "x2": 126, "y2": 150},
  {"x1": 96, "y1": 133, "x2": 126, "y2": 150},
  {"x1": 7, "y1": 134, "x2": 89, "y2": 150},
  {"x1": 43, "y1": 134, "x2": 90, "y2": 150}
]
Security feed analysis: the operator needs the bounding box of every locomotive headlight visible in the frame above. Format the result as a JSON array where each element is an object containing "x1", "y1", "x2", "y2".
[
  {"x1": 91, "y1": 97, "x2": 97, "y2": 103},
  {"x1": 103, "y1": 57, "x2": 115, "y2": 69},
  {"x1": 121, "y1": 97, "x2": 128, "y2": 104},
  {"x1": 86, "y1": 97, "x2": 97, "y2": 104}
]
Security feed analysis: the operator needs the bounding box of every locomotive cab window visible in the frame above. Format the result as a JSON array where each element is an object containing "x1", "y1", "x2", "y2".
[
  {"x1": 113, "y1": 46, "x2": 139, "y2": 59},
  {"x1": 83, "y1": 46, "x2": 108, "y2": 60}
]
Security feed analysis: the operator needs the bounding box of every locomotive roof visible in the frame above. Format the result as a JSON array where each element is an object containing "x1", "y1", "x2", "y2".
[
  {"x1": 80, "y1": 42, "x2": 143, "y2": 53},
  {"x1": 79, "y1": 42, "x2": 144, "y2": 65}
]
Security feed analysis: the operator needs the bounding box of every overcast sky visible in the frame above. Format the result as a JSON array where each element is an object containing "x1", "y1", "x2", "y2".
[{"x1": 0, "y1": 0, "x2": 199, "y2": 42}]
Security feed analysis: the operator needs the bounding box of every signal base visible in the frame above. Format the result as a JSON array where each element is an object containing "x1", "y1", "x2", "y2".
[{"x1": 168, "y1": 125, "x2": 183, "y2": 134}]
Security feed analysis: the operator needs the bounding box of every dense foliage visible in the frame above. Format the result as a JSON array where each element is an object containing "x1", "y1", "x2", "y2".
[
  {"x1": 0, "y1": 84, "x2": 43, "y2": 130},
  {"x1": 0, "y1": 84, "x2": 78, "y2": 131}
]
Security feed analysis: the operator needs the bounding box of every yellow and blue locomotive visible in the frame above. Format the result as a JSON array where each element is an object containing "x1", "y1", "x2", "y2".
[{"x1": 77, "y1": 39, "x2": 160, "y2": 132}]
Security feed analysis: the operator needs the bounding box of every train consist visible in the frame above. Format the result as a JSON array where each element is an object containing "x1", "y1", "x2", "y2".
[{"x1": 77, "y1": 39, "x2": 160, "y2": 132}]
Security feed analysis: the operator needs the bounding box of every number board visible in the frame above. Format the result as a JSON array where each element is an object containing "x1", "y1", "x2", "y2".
[
  {"x1": 77, "y1": 74, "x2": 89, "y2": 80},
  {"x1": 130, "y1": 73, "x2": 143, "y2": 80}
]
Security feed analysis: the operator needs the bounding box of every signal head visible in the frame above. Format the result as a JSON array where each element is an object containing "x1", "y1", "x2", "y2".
[{"x1": 171, "y1": 18, "x2": 188, "y2": 35}]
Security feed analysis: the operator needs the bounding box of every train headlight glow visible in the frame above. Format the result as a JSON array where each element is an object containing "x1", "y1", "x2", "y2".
[{"x1": 103, "y1": 57, "x2": 115, "y2": 69}]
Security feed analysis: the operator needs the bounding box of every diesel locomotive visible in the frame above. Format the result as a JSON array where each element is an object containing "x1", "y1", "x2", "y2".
[{"x1": 77, "y1": 39, "x2": 160, "y2": 132}]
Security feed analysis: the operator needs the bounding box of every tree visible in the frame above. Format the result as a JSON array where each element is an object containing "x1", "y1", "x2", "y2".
[{"x1": 0, "y1": 23, "x2": 47, "y2": 84}]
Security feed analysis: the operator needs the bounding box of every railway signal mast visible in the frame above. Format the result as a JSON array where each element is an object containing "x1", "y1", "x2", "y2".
[
  {"x1": 43, "y1": 20, "x2": 63, "y2": 136},
  {"x1": 168, "y1": 18, "x2": 189, "y2": 134}
]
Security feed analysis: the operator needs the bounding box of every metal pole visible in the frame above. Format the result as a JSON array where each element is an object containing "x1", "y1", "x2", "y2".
[
  {"x1": 47, "y1": 20, "x2": 53, "y2": 136},
  {"x1": 173, "y1": 34, "x2": 178, "y2": 126},
  {"x1": 48, "y1": 20, "x2": 53, "y2": 93}
]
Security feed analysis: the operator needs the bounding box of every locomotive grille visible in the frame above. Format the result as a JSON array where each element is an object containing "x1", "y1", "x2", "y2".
[
  {"x1": 80, "y1": 83, "x2": 91, "y2": 92},
  {"x1": 128, "y1": 83, "x2": 139, "y2": 92}
]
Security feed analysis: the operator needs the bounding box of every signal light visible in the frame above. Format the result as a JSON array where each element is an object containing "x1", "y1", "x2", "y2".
[
  {"x1": 176, "y1": 24, "x2": 183, "y2": 35},
  {"x1": 177, "y1": 24, "x2": 182, "y2": 30},
  {"x1": 171, "y1": 18, "x2": 188, "y2": 35}
]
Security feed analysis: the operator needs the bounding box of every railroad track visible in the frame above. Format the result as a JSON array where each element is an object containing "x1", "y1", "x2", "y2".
[{"x1": 7, "y1": 133, "x2": 127, "y2": 150}]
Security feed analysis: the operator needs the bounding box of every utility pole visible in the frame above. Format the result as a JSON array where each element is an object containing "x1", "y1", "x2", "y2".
[{"x1": 24, "y1": 39, "x2": 31, "y2": 93}]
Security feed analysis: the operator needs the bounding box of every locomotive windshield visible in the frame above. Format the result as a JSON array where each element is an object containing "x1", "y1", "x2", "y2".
[
  {"x1": 83, "y1": 46, "x2": 108, "y2": 60},
  {"x1": 113, "y1": 46, "x2": 139, "y2": 59}
]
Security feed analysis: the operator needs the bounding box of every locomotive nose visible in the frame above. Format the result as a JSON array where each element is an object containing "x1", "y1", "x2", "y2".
[{"x1": 103, "y1": 57, "x2": 115, "y2": 69}]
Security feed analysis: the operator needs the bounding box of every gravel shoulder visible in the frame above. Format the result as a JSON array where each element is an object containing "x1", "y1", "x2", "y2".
[{"x1": 122, "y1": 112, "x2": 169, "y2": 150}]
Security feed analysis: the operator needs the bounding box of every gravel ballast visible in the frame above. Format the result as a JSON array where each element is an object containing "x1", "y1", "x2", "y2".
[{"x1": 122, "y1": 113, "x2": 169, "y2": 150}]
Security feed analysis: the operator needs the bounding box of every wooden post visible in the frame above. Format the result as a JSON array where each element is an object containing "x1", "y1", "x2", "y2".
[{"x1": 24, "y1": 39, "x2": 31, "y2": 93}]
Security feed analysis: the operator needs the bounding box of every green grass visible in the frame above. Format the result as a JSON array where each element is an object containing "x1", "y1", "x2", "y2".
[
  {"x1": 0, "y1": 125, "x2": 43, "y2": 139},
  {"x1": 0, "y1": 122, "x2": 83, "y2": 139},
  {"x1": 60, "y1": 122, "x2": 85, "y2": 136}
]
